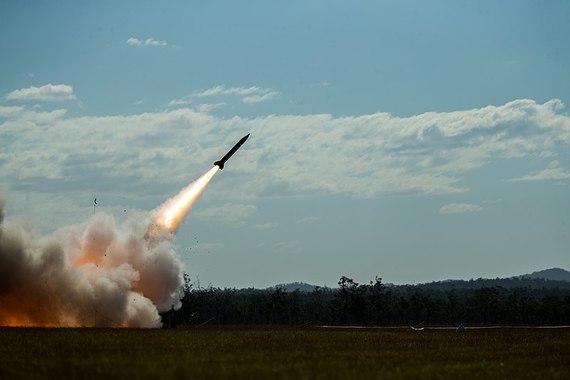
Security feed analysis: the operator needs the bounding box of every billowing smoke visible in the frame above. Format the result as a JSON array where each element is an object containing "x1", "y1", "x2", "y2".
[{"x1": 0, "y1": 168, "x2": 218, "y2": 328}]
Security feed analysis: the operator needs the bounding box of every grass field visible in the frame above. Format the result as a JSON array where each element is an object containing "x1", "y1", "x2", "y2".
[{"x1": 0, "y1": 326, "x2": 568, "y2": 379}]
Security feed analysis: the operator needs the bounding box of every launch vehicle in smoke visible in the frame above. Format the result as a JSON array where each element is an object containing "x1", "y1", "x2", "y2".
[{"x1": 214, "y1": 134, "x2": 250, "y2": 170}]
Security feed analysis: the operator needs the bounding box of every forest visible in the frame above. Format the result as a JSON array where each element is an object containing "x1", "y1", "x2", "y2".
[{"x1": 161, "y1": 275, "x2": 570, "y2": 327}]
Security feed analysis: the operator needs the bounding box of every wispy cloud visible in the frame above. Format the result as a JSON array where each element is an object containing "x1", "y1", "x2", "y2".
[
  {"x1": 482, "y1": 199, "x2": 503, "y2": 205},
  {"x1": 127, "y1": 37, "x2": 168, "y2": 47},
  {"x1": 166, "y1": 96, "x2": 226, "y2": 113},
  {"x1": 439, "y1": 203, "x2": 483, "y2": 215},
  {"x1": 6, "y1": 84, "x2": 76, "y2": 102},
  {"x1": 166, "y1": 97, "x2": 192, "y2": 107},
  {"x1": 195, "y1": 203, "x2": 257, "y2": 224},
  {"x1": 251, "y1": 222, "x2": 278, "y2": 230},
  {"x1": 274, "y1": 241, "x2": 302, "y2": 254},
  {"x1": 167, "y1": 85, "x2": 277, "y2": 109},
  {"x1": 194, "y1": 85, "x2": 278, "y2": 104},
  {"x1": 196, "y1": 103, "x2": 226, "y2": 113},
  {"x1": 505, "y1": 160, "x2": 570, "y2": 182},
  {"x1": 243, "y1": 92, "x2": 278, "y2": 104},
  {"x1": 297, "y1": 216, "x2": 321, "y2": 224},
  {"x1": 194, "y1": 86, "x2": 259, "y2": 97}
]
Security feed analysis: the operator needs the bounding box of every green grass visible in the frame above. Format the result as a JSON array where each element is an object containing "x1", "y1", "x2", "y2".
[{"x1": 0, "y1": 326, "x2": 568, "y2": 379}]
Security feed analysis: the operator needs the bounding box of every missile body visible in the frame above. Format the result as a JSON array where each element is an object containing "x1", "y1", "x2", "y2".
[{"x1": 214, "y1": 134, "x2": 250, "y2": 170}]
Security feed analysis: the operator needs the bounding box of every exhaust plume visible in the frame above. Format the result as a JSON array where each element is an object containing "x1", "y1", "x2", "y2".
[
  {"x1": 0, "y1": 167, "x2": 218, "y2": 328},
  {"x1": 147, "y1": 166, "x2": 219, "y2": 237}
]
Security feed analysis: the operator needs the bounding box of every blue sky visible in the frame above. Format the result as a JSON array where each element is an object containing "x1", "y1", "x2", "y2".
[{"x1": 1, "y1": 1, "x2": 569, "y2": 288}]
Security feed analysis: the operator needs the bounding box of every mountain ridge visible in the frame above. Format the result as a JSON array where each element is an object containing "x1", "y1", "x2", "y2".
[
  {"x1": 271, "y1": 267, "x2": 570, "y2": 292},
  {"x1": 519, "y1": 267, "x2": 570, "y2": 282}
]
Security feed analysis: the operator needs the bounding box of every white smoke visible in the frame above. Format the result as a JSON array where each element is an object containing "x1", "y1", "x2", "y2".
[{"x1": 0, "y1": 195, "x2": 184, "y2": 328}]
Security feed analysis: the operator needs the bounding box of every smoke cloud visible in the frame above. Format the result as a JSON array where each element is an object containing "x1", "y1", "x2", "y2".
[{"x1": 0, "y1": 168, "x2": 218, "y2": 328}]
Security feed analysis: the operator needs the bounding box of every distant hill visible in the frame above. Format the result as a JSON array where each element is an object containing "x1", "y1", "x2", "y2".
[
  {"x1": 520, "y1": 268, "x2": 570, "y2": 282},
  {"x1": 270, "y1": 282, "x2": 320, "y2": 293},
  {"x1": 399, "y1": 268, "x2": 570, "y2": 291},
  {"x1": 271, "y1": 268, "x2": 570, "y2": 292}
]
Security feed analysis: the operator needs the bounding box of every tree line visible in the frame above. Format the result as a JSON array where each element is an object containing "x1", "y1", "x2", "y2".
[{"x1": 161, "y1": 275, "x2": 570, "y2": 327}]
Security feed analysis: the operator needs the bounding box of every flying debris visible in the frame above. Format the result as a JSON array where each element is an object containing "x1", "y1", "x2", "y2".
[{"x1": 214, "y1": 134, "x2": 250, "y2": 170}]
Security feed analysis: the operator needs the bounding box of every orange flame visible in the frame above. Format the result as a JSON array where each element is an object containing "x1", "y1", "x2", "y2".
[{"x1": 148, "y1": 166, "x2": 219, "y2": 236}]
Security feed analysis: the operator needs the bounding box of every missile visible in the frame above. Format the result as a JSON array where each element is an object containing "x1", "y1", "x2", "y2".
[{"x1": 214, "y1": 134, "x2": 250, "y2": 170}]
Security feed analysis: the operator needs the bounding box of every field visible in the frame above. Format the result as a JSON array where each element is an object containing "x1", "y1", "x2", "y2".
[{"x1": 0, "y1": 326, "x2": 569, "y2": 379}]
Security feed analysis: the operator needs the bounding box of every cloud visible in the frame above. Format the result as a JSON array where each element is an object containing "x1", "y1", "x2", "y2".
[
  {"x1": 194, "y1": 85, "x2": 278, "y2": 104},
  {"x1": 1, "y1": 107, "x2": 66, "y2": 126},
  {"x1": 439, "y1": 203, "x2": 483, "y2": 215},
  {"x1": 1, "y1": 99, "x2": 570, "y2": 230},
  {"x1": 194, "y1": 85, "x2": 259, "y2": 97},
  {"x1": 482, "y1": 199, "x2": 503, "y2": 205},
  {"x1": 196, "y1": 103, "x2": 226, "y2": 113},
  {"x1": 168, "y1": 86, "x2": 277, "y2": 109},
  {"x1": 505, "y1": 160, "x2": 570, "y2": 182},
  {"x1": 166, "y1": 98, "x2": 225, "y2": 113},
  {"x1": 0, "y1": 106, "x2": 24, "y2": 117},
  {"x1": 274, "y1": 241, "x2": 302, "y2": 254},
  {"x1": 243, "y1": 91, "x2": 278, "y2": 104},
  {"x1": 297, "y1": 216, "x2": 321, "y2": 224},
  {"x1": 195, "y1": 203, "x2": 257, "y2": 224},
  {"x1": 251, "y1": 222, "x2": 278, "y2": 229},
  {"x1": 167, "y1": 97, "x2": 192, "y2": 107},
  {"x1": 127, "y1": 37, "x2": 168, "y2": 47},
  {"x1": 6, "y1": 84, "x2": 76, "y2": 102}
]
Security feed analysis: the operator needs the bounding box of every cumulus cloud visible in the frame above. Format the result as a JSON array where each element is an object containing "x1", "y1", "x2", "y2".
[
  {"x1": 0, "y1": 106, "x2": 24, "y2": 117},
  {"x1": 505, "y1": 160, "x2": 570, "y2": 182},
  {"x1": 6, "y1": 84, "x2": 76, "y2": 102},
  {"x1": 194, "y1": 85, "x2": 278, "y2": 104},
  {"x1": 439, "y1": 203, "x2": 483, "y2": 215},
  {"x1": 127, "y1": 37, "x2": 168, "y2": 47},
  {"x1": 1, "y1": 98, "x2": 570, "y2": 230},
  {"x1": 0, "y1": 107, "x2": 66, "y2": 127}
]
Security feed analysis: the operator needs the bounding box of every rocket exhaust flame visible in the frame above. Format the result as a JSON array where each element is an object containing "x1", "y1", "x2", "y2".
[
  {"x1": 147, "y1": 166, "x2": 219, "y2": 237},
  {"x1": 0, "y1": 166, "x2": 219, "y2": 328}
]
